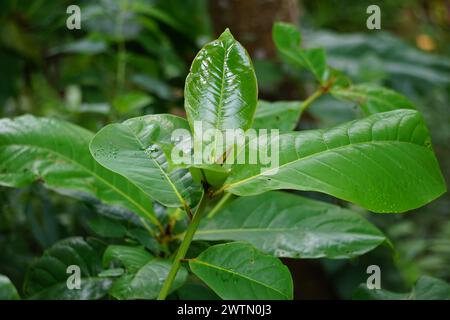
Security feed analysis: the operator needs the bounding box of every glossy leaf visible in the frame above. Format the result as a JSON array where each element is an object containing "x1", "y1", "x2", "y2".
[
  {"x1": 273, "y1": 22, "x2": 328, "y2": 84},
  {"x1": 331, "y1": 84, "x2": 416, "y2": 115},
  {"x1": 354, "y1": 276, "x2": 450, "y2": 300},
  {"x1": 90, "y1": 114, "x2": 202, "y2": 208},
  {"x1": 253, "y1": 100, "x2": 301, "y2": 132},
  {"x1": 0, "y1": 115, "x2": 158, "y2": 226},
  {"x1": 224, "y1": 110, "x2": 446, "y2": 213},
  {"x1": 103, "y1": 245, "x2": 153, "y2": 273},
  {"x1": 24, "y1": 237, "x2": 112, "y2": 300},
  {"x1": 109, "y1": 260, "x2": 188, "y2": 300},
  {"x1": 184, "y1": 29, "x2": 258, "y2": 132},
  {"x1": 194, "y1": 192, "x2": 385, "y2": 259},
  {"x1": 0, "y1": 274, "x2": 20, "y2": 300},
  {"x1": 189, "y1": 242, "x2": 293, "y2": 300}
]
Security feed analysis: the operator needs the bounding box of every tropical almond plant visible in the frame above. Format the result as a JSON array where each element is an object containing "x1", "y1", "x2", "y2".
[{"x1": 0, "y1": 23, "x2": 446, "y2": 300}]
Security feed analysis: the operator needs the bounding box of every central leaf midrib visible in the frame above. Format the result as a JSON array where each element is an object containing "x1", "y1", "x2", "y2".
[
  {"x1": 124, "y1": 124, "x2": 189, "y2": 208},
  {"x1": 214, "y1": 41, "x2": 231, "y2": 130}
]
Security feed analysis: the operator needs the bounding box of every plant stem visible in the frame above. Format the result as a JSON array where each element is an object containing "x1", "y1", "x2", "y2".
[
  {"x1": 207, "y1": 192, "x2": 232, "y2": 218},
  {"x1": 157, "y1": 194, "x2": 210, "y2": 300},
  {"x1": 299, "y1": 88, "x2": 323, "y2": 114}
]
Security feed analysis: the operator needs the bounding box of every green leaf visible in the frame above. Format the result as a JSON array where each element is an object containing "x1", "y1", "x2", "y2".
[
  {"x1": 90, "y1": 114, "x2": 202, "y2": 208},
  {"x1": 176, "y1": 277, "x2": 220, "y2": 300},
  {"x1": 87, "y1": 216, "x2": 127, "y2": 238},
  {"x1": 24, "y1": 237, "x2": 112, "y2": 300},
  {"x1": 189, "y1": 242, "x2": 293, "y2": 300},
  {"x1": 331, "y1": 84, "x2": 416, "y2": 115},
  {"x1": 252, "y1": 100, "x2": 301, "y2": 132},
  {"x1": 0, "y1": 115, "x2": 158, "y2": 226},
  {"x1": 194, "y1": 192, "x2": 385, "y2": 259},
  {"x1": 0, "y1": 274, "x2": 20, "y2": 300},
  {"x1": 354, "y1": 276, "x2": 450, "y2": 300},
  {"x1": 184, "y1": 29, "x2": 258, "y2": 132},
  {"x1": 273, "y1": 22, "x2": 327, "y2": 84},
  {"x1": 112, "y1": 91, "x2": 153, "y2": 114},
  {"x1": 109, "y1": 260, "x2": 188, "y2": 300},
  {"x1": 103, "y1": 245, "x2": 153, "y2": 273},
  {"x1": 224, "y1": 110, "x2": 446, "y2": 213}
]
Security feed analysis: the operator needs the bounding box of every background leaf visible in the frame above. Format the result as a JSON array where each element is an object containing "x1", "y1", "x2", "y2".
[
  {"x1": 0, "y1": 274, "x2": 20, "y2": 300},
  {"x1": 24, "y1": 237, "x2": 112, "y2": 300},
  {"x1": 331, "y1": 84, "x2": 416, "y2": 115},
  {"x1": 0, "y1": 115, "x2": 158, "y2": 226},
  {"x1": 354, "y1": 275, "x2": 450, "y2": 300},
  {"x1": 103, "y1": 245, "x2": 153, "y2": 273},
  {"x1": 273, "y1": 22, "x2": 328, "y2": 84}
]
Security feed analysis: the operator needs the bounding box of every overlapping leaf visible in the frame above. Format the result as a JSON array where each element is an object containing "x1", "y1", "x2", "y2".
[
  {"x1": 194, "y1": 192, "x2": 385, "y2": 259},
  {"x1": 253, "y1": 100, "x2": 301, "y2": 131},
  {"x1": 190, "y1": 242, "x2": 293, "y2": 300},
  {"x1": 223, "y1": 109, "x2": 446, "y2": 213},
  {"x1": 24, "y1": 237, "x2": 112, "y2": 300},
  {"x1": 90, "y1": 114, "x2": 202, "y2": 208},
  {"x1": 109, "y1": 260, "x2": 188, "y2": 300},
  {"x1": 331, "y1": 84, "x2": 416, "y2": 115}
]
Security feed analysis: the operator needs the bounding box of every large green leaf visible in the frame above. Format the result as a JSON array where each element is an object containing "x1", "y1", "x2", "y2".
[
  {"x1": 273, "y1": 22, "x2": 328, "y2": 84},
  {"x1": 354, "y1": 276, "x2": 450, "y2": 300},
  {"x1": 90, "y1": 114, "x2": 202, "y2": 208},
  {"x1": 223, "y1": 110, "x2": 446, "y2": 213},
  {"x1": 331, "y1": 84, "x2": 416, "y2": 115},
  {"x1": 0, "y1": 274, "x2": 20, "y2": 300},
  {"x1": 184, "y1": 29, "x2": 258, "y2": 132},
  {"x1": 193, "y1": 192, "x2": 385, "y2": 259},
  {"x1": 109, "y1": 260, "x2": 188, "y2": 300},
  {"x1": 24, "y1": 237, "x2": 112, "y2": 300},
  {"x1": 189, "y1": 242, "x2": 293, "y2": 300},
  {"x1": 252, "y1": 100, "x2": 301, "y2": 132},
  {"x1": 0, "y1": 115, "x2": 158, "y2": 226}
]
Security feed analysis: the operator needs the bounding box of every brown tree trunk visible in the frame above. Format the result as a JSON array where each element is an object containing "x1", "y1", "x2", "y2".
[{"x1": 209, "y1": 0, "x2": 300, "y2": 59}]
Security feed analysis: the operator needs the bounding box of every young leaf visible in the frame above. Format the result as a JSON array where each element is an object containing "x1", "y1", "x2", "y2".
[
  {"x1": 223, "y1": 109, "x2": 446, "y2": 213},
  {"x1": 109, "y1": 260, "x2": 188, "y2": 300},
  {"x1": 331, "y1": 84, "x2": 416, "y2": 115},
  {"x1": 184, "y1": 29, "x2": 258, "y2": 132},
  {"x1": 189, "y1": 242, "x2": 293, "y2": 300},
  {"x1": 354, "y1": 276, "x2": 450, "y2": 300},
  {"x1": 194, "y1": 192, "x2": 385, "y2": 259},
  {"x1": 253, "y1": 100, "x2": 302, "y2": 131},
  {"x1": 273, "y1": 22, "x2": 328, "y2": 84},
  {"x1": 0, "y1": 274, "x2": 20, "y2": 300},
  {"x1": 90, "y1": 114, "x2": 202, "y2": 208},
  {"x1": 24, "y1": 237, "x2": 112, "y2": 300},
  {"x1": 0, "y1": 115, "x2": 158, "y2": 226}
]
